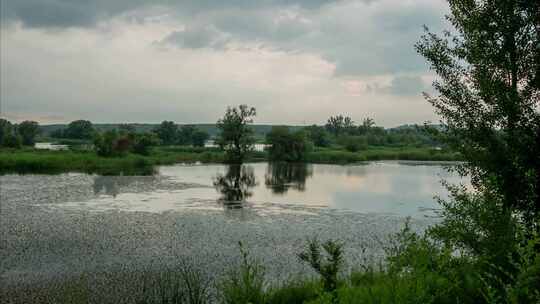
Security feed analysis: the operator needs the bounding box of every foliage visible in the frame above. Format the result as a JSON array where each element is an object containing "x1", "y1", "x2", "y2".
[
  {"x1": 298, "y1": 239, "x2": 344, "y2": 296},
  {"x1": 154, "y1": 121, "x2": 179, "y2": 145},
  {"x1": 17, "y1": 120, "x2": 40, "y2": 146},
  {"x1": 216, "y1": 105, "x2": 257, "y2": 163},
  {"x1": 93, "y1": 130, "x2": 133, "y2": 157},
  {"x1": 266, "y1": 126, "x2": 311, "y2": 162},
  {"x1": 219, "y1": 241, "x2": 266, "y2": 304},
  {"x1": 305, "y1": 125, "x2": 330, "y2": 147},
  {"x1": 64, "y1": 120, "x2": 94, "y2": 139},
  {"x1": 192, "y1": 130, "x2": 210, "y2": 147},
  {"x1": 139, "y1": 262, "x2": 210, "y2": 304},
  {"x1": 132, "y1": 133, "x2": 159, "y2": 156},
  {"x1": 0, "y1": 119, "x2": 22, "y2": 148},
  {"x1": 266, "y1": 280, "x2": 321, "y2": 304},
  {"x1": 176, "y1": 125, "x2": 194, "y2": 145},
  {"x1": 325, "y1": 115, "x2": 354, "y2": 136},
  {"x1": 416, "y1": 0, "x2": 540, "y2": 224},
  {"x1": 118, "y1": 123, "x2": 136, "y2": 135},
  {"x1": 337, "y1": 135, "x2": 367, "y2": 152}
]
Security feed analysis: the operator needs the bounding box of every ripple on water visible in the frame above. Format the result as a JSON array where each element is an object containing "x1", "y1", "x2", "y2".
[{"x1": 0, "y1": 167, "x2": 438, "y2": 290}]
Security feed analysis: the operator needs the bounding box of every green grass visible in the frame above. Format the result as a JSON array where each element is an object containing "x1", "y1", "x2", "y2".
[{"x1": 0, "y1": 146, "x2": 461, "y2": 175}]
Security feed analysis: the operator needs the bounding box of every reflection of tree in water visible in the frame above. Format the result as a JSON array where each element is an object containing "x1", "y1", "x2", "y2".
[
  {"x1": 93, "y1": 176, "x2": 153, "y2": 198},
  {"x1": 213, "y1": 165, "x2": 258, "y2": 203},
  {"x1": 265, "y1": 162, "x2": 313, "y2": 194}
]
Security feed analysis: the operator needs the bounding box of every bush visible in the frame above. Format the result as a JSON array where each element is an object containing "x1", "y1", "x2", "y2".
[
  {"x1": 219, "y1": 242, "x2": 266, "y2": 304},
  {"x1": 298, "y1": 239, "x2": 344, "y2": 300},
  {"x1": 132, "y1": 133, "x2": 158, "y2": 156},
  {"x1": 337, "y1": 135, "x2": 368, "y2": 152}
]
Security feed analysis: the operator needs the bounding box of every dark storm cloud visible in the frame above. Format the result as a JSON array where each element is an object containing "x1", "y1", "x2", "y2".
[
  {"x1": 1, "y1": 0, "x2": 445, "y2": 76},
  {"x1": 0, "y1": 0, "x2": 341, "y2": 28}
]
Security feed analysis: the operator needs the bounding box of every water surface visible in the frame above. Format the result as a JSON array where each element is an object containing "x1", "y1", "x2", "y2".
[
  {"x1": 66, "y1": 161, "x2": 464, "y2": 218},
  {"x1": 0, "y1": 161, "x2": 467, "y2": 295}
]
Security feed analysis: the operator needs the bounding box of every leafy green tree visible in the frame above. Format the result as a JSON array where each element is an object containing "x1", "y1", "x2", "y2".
[
  {"x1": 192, "y1": 129, "x2": 210, "y2": 147},
  {"x1": 357, "y1": 118, "x2": 376, "y2": 135},
  {"x1": 178, "y1": 125, "x2": 196, "y2": 145},
  {"x1": 305, "y1": 125, "x2": 330, "y2": 147},
  {"x1": 132, "y1": 133, "x2": 158, "y2": 156},
  {"x1": 65, "y1": 120, "x2": 94, "y2": 139},
  {"x1": 325, "y1": 115, "x2": 354, "y2": 136},
  {"x1": 416, "y1": 0, "x2": 540, "y2": 224},
  {"x1": 17, "y1": 120, "x2": 40, "y2": 146},
  {"x1": 93, "y1": 130, "x2": 118, "y2": 157},
  {"x1": 266, "y1": 126, "x2": 310, "y2": 162},
  {"x1": 216, "y1": 105, "x2": 256, "y2": 163},
  {"x1": 0, "y1": 119, "x2": 21, "y2": 148},
  {"x1": 154, "y1": 121, "x2": 178, "y2": 145},
  {"x1": 0, "y1": 119, "x2": 13, "y2": 146}
]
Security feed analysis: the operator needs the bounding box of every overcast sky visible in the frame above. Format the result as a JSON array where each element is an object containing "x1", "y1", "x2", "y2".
[{"x1": 0, "y1": 0, "x2": 449, "y2": 126}]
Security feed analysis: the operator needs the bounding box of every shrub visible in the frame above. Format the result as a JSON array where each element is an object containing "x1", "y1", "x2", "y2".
[
  {"x1": 132, "y1": 133, "x2": 158, "y2": 156},
  {"x1": 219, "y1": 241, "x2": 266, "y2": 304},
  {"x1": 298, "y1": 239, "x2": 344, "y2": 301},
  {"x1": 337, "y1": 135, "x2": 368, "y2": 152}
]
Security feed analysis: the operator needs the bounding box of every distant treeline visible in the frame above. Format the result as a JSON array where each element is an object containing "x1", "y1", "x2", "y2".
[
  {"x1": 39, "y1": 123, "x2": 302, "y2": 140},
  {"x1": 37, "y1": 119, "x2": 442, "y2": 147}
]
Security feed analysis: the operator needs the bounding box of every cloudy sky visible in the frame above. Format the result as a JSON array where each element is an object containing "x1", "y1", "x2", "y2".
[{"x1": 0, "y1": 0, "x2": 449, "y2": 126}]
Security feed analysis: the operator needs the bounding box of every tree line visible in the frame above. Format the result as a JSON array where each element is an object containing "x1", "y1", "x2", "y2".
[{"x1": 0, "y1": 119, "x2": 40, "y2": 148}]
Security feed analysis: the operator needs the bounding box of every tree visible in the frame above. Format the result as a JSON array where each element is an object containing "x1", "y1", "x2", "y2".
[
  {"x1": 65, "y1": 120, "x2": 94, "y2": 139},
  {"x1": 17, "y1": 121, "x2": 40, "y2": 146},
  {"x1": 305, "y1": 125, "x2": 330, "y2": 147},
  {"x1": 325, "y1": 115, "x2": 354, "y2": 136},
  {"x1": 216, "y1": 105, "x2": 256, "y2": 163},
  {"x1": 416, "y1": 0, "x2": 540, "y2": 224},
  {"x1": 192, "y1": 129, "x2": 209, "y2": 147},
  {"x1": 93, "y1": 130, "x2": 119, "y2": 157},
  {"x1": 266, "y1": 126, "x2": 310, "y2": 162},
  {"x1": 154, "y1": 121, "x2": 178, "y2": 145},
  {"x1": 0, "y1": 119, "x2": 21, "y2": 148},
  {"x1": 178, "y1": 125, "x2": 196, "y2": 145},
  {"x1": 0, "y1": 119, "x2": 13, "y2": 146},
  {"x1": 132, "y1": 133, "x2": 158, "y2": 156},
  {"x1": 358, "y1": 118, "x2": 376, "y2": 135}
]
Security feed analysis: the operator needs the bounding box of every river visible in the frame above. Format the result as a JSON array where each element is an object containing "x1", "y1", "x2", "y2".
[{"x1": 0, "y1": 161, "x2": 468, "y2": 300}]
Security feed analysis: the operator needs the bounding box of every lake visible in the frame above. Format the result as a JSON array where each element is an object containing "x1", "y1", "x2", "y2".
[{"x1": 0, "y1": 161, "x2": 467, "y2": 296}]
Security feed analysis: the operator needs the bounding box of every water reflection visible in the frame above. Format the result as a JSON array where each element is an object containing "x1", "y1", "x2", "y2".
[
  {"x1": 265, "y1": 162, "x2": 313, "y2": 194},
  {"x1": 93, "y1": 176, "x2": 155, "y2": 198},
  {"x1": 213, "y1": 165, "x2": 258, "y2": 205}
]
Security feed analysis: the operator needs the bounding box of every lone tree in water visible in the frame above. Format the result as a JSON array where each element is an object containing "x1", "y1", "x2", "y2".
[
  {"x1": 416, "y1": 0, "x2": 539, "y2": 224},
  {"x1": 216, "y1": 105, "x2": 256, "y2": 163}
]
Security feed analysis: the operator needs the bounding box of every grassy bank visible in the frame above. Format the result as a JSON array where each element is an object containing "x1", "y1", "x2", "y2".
[{"x1": 0, "y1": 146, "x2": 461, "y2": 175}]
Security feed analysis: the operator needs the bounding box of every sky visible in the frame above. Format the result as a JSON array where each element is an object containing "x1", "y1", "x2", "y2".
[{"x1": 0, "y1": 0, "x2": 449, "y2": 127}]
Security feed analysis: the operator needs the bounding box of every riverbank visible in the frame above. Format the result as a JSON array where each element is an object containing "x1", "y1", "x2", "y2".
[{"x1": 0, "y1": 146, "x2": 461, "y2": 175}]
